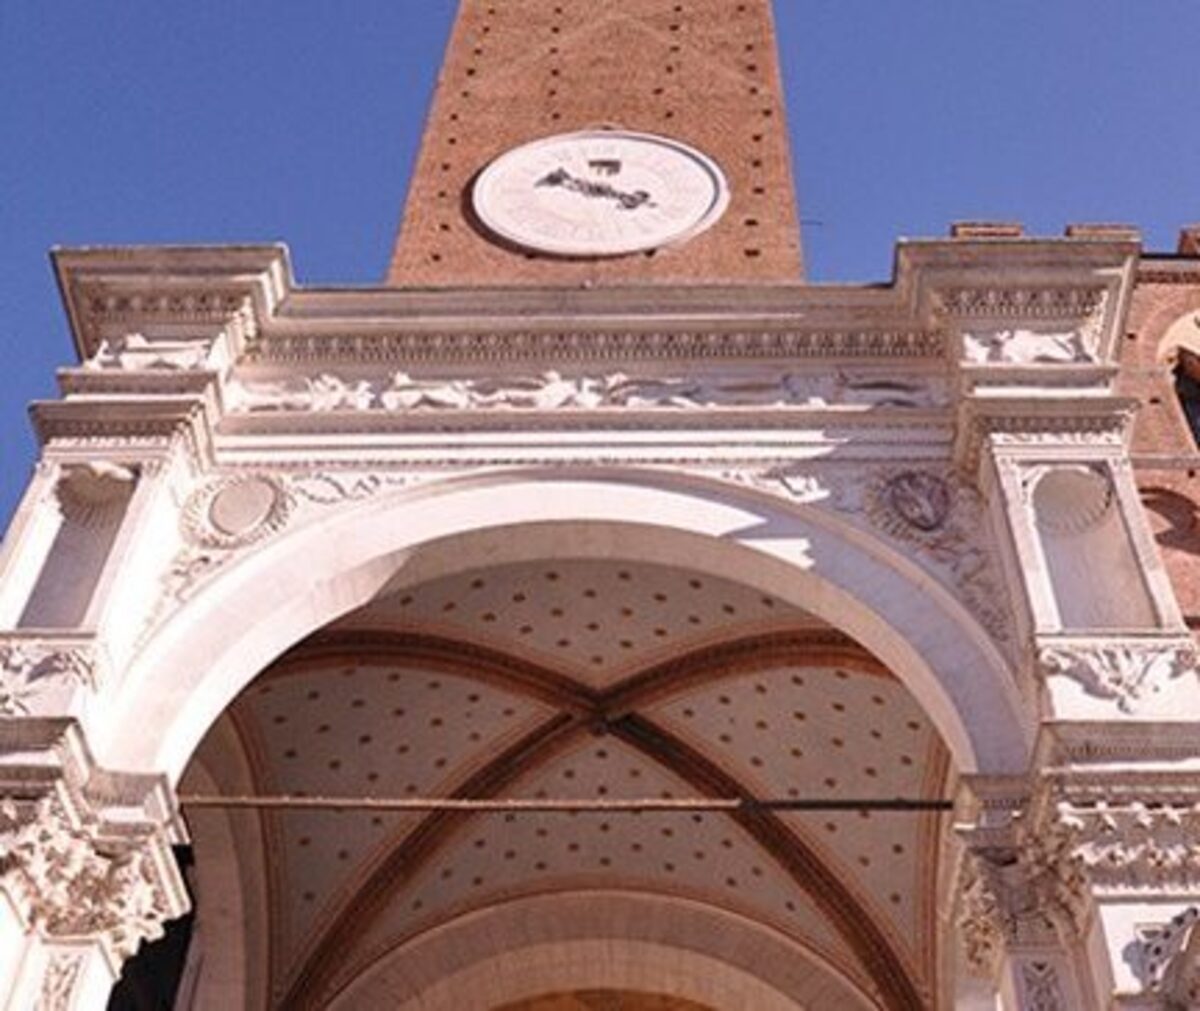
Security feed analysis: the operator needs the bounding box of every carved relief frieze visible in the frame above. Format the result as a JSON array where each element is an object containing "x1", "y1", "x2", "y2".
[
  {"x1": 956, "y1": 291, "x2": 1109, "y2": 366},
  {"x1": 227, "y1": 366, "x2": 949, "y2": 415},
  {"x1": 0, "y1": 796, "x2": 184, "y2": 960},
  {"x1": 0, "y1": 641, "x2": 100, "y2": 717},
  {"x1": 83, "y1": 333, "x2": 216, "y2": 372},
  {"x1": 1056, "y1": 799, "x2": 1200, "y2": 891},
  {"x1": 1037, "y1": 640, "x2": 1198, "y2": 714}
]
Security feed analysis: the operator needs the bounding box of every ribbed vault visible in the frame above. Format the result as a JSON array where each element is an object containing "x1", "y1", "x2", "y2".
[{"x1": 184, "y1": 557, "x2": 952, "y2": 1010}]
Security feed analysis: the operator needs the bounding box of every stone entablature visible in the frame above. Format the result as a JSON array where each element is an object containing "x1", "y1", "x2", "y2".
[{"x1": 1, "y1": 230, "x2": 1197, "y2": 1009}]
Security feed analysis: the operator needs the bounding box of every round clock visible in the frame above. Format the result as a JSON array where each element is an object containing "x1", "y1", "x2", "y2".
[{"x1": 472, "y1": 130, "x2": 730, "y2": 257}]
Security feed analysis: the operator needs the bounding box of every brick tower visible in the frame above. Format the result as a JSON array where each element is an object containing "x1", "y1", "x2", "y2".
[{"x1": 387, "y1": 0, "x2": 803, "y2": 286}]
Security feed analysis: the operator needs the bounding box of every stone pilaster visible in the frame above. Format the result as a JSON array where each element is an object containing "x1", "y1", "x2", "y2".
[{"x1": 0, "y1": 720, "x2": 189, "y2": 1010}]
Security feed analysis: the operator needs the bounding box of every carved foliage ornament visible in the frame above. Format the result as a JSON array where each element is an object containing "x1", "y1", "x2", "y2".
[
  {"x1": 1019, "y1": 960, "x2": 1069, "y2": 1011},
  {"x1": 1037, "y1": 642, "x2": 1197, "y2": 713},
  {"x1": 958, "y1": 824, "x2": 1089, "y2": 973},
  {"x1": 0, "y1": 798, "x2": 176, "y2": 960},
  {"x1": 1057, "y1": 801, "x2": 1200, "y2": 890},
  {"x1": 857, "y1": 469, "x2": 1011, "y2": 645},
  {"x1": 36, "y1": 950, "x2": 86, "y2": 1011},
  {"x1": 0, "y1": 645, "x2": 98, "y2": 716}
]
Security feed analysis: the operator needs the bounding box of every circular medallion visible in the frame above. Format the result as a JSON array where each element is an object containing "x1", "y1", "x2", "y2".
[
  {"x1": 472, "y1": 130, "x2": 730, "y2": 257},
  {"x1": 182, "y1": 475, "x2": 292, "y2": 548}
]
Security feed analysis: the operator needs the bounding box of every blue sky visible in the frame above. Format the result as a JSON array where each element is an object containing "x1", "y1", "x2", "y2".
[{"x1": 2, "y1": 1, "x2": 1198, "y2": 525}]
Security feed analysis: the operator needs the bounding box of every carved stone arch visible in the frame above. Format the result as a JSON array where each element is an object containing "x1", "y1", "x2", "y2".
[
  {"x1": 96, "y1": 468, "x2": 1032, "y2": 780},
  {"x1": 324, "y1": 890, "x2": 879, "y2": 1011}
]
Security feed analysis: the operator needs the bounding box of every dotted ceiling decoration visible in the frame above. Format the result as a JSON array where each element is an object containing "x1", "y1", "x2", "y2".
[
  {"x1": 337, "y1": 558, "x2": 818, "y2": 689},
  {"x1": 206, "y1": 557, "x2": 947, "y2": 1006}
]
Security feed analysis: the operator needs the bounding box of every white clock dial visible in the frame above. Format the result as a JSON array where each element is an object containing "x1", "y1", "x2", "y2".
[{"x1": 472, "y1": 130, "x2": 730, "y2": 257}]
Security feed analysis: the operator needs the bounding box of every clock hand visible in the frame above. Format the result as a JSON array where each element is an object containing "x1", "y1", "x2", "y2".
[{"x1": 536, "y1": 167, "x2": 656, "y2": 211}]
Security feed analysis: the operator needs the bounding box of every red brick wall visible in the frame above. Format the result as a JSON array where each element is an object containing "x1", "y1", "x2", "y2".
[
  {"x1": 387, "y1": 0, "x2": 803, "y2": 286},
  {"x1": 1125, "y1": 272, "x2": 1200, "y2": 625}
]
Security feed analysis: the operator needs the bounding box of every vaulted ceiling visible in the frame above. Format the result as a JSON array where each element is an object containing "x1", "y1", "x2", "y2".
[{"x1": 185, "y1": 557, "x2": 952, "y2": 1010}]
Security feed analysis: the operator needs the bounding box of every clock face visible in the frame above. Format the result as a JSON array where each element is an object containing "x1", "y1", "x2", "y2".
[{"x1": 472, "y1": 130, "x2": 730, "y2": 257}]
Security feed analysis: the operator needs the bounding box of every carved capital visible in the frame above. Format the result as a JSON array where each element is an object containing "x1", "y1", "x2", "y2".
[
  {"x1": 958, "y1": 821, "x2": 1090, "y2": 973},
  {"x1": 0, "y1": 795, "x2": 187, "y2": 960}
]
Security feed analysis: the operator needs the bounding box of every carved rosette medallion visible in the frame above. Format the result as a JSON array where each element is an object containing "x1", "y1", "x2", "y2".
[
  {"x1": 882, "y1": 471, "x2": 951, "y2": 531},
  {"x1": 181, "y1": 475, "x2": 292, "y2": 549}
]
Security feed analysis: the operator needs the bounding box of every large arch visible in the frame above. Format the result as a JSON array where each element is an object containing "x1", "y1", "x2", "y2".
[
  {"x1": 325, "y1": 891, "x2": 879, "y2": 1010},
  {"x1": 96, "y1": 468, "x2": 1031, "y2": 779}
]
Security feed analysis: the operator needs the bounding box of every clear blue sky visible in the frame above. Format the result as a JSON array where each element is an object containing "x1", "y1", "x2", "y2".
[{"x1": 2, "y1": 2, "x2": 1198, "y2": 525}]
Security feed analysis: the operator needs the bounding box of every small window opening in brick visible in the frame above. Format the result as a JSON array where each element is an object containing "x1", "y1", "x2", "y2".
[
  {"x1": 1175, "y1": 349, "x2": 1200, "y2": 444},
  {"x1": 466, "y1": 67, "x2": 477, "y2": 77},
  {"x1": 431, "y1": 253, "x2": 443, "y2": 263},
  {"x1": 438, "y1": 223, "x2": 452, "y2": 232},
  {"x1": 663, "y1": 110, "x2": 675, "y2": 119},
  {"x1": 752, "y1": 186, "x2": 766, "y2": 195},
  {"x1": 744, "y1": 248, "x2": 762, "y2": 258},
  {"x1": 744, "y1": 218, "x2": 760, "y2": 227}
]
